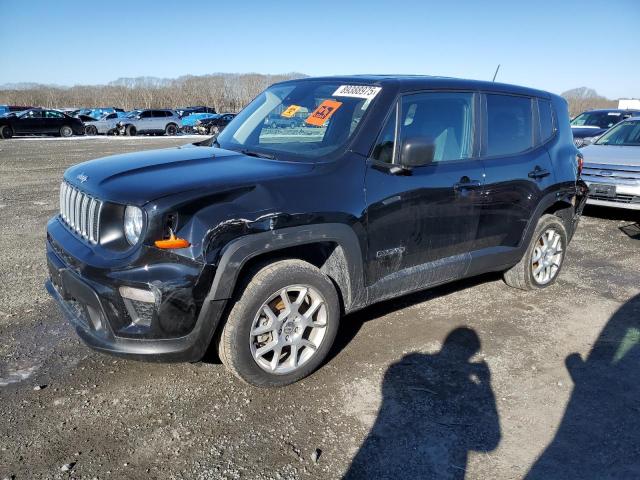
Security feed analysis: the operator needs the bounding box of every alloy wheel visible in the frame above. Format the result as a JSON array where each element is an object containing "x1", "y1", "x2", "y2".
[
  {"x1": 249, "y1": 285, "x2": 328, "y2": 374},
  {"x1": 531, "y1": 228, "x2": 563, "y2": 285}
]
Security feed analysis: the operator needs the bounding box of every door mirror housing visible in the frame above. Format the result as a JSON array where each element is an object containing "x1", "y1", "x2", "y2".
[{"x1": 400, "y1": 137, "x2": 435, "y2": 167}]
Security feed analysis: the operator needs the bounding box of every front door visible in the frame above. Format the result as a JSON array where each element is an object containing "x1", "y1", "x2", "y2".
[
  {"x1": 365, "y1": 91, "x2": 484, "y2": 299},
  {"x1": 14, "y1": 109, "x2": 43, "y2": 133}
]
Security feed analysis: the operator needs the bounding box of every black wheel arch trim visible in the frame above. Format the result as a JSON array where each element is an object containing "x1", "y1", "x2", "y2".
[{"x1": 203, "y1": 223, "x2": 366, "y2": 312}]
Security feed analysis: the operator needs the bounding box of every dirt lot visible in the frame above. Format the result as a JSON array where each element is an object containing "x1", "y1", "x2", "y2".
[{"x1": 0, "y1": 137, "x2": 639, "y2": 480}]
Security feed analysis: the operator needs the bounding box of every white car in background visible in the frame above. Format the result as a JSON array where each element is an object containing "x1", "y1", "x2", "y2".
[
  {"x1": 581, "y1": 117, "x2": 640, "y2": 210},
  {"x1": 83, "y1": 112, "x2": 125, "y2": 135}
]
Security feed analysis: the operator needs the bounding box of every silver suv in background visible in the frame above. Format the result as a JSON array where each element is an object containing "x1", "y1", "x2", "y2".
[
  {"x1": 581, "y1": 116, "x2": 640, "y2": 210},
  {"x1": 117, "y1": 109, "x2": 182, "y2": 136}
]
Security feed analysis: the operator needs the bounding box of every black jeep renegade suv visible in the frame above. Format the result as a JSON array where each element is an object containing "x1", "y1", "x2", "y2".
[{"x1": 46, "y1": 76, "x2": 588, "y2": 386}]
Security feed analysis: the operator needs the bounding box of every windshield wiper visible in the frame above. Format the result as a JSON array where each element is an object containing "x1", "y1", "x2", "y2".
[{"x1": 241, "y1": 149, "x2": 276, "y2": 160}]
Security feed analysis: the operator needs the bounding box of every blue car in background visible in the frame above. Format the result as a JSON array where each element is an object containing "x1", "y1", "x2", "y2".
[{"x1": 180, "y1": 112, "x2": 219, "y2": 133}]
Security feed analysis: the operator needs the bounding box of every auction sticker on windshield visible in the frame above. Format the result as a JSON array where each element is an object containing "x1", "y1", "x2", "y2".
[
  {"x1": 281, "y1": 105, "x2": 301, "y2": 118},
  {"x1": 306, "y1": 100, "x2": 342, "y2": 126},
  {"x1": 332, "y1": 85, "x2": 381, "y2": 100}
]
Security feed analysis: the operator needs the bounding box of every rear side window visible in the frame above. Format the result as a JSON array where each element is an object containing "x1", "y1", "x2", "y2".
[
  {"x1": 538, "y1": 99, "x2": 555, "y2": 142},
  {"x1": 399, "y1": 91, "x2": 474, "y2": 163},
  {"x1": 486, "y1": 94, "x2": 533, "y2": 156}
]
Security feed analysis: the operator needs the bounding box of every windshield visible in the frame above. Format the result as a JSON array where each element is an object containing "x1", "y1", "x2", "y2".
[
  {"x1": 126, "y1": 110, "x2": 141, "y2": 118},
  {"x1": 571, "y1": 111, "x2": 624, "y2": 129},
  {"x1": 595, "y1": 120, "x2": 640, "y2": 146},
  {"x1": 214, "y1": 81, "x2": 381, "y2": 160}
]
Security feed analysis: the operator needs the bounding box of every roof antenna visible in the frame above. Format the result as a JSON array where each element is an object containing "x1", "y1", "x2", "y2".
[{"x1": 492, "y1": 64, "x2": 501, "y2": 82}]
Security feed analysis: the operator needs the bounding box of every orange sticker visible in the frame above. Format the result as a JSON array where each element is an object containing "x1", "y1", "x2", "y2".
[
  {"x1": 281, "y1": 105, "x2": 301, "y2": 118},
  {"x1": 305, "y1": 99, "x2": 342, "y2": 126}
]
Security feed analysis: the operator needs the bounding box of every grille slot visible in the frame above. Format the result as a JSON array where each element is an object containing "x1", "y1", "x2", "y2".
[{"x1": 59, "y1": 182, "x2": 102, "y2": 244}]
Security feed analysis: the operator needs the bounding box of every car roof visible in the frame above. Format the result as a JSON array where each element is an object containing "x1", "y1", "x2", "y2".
[{"x1": 274, "y1": 74, "x2": 554, "y2": 99}]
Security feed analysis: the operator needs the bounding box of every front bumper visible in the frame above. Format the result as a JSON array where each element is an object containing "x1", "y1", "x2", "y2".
[
  {"x1": 45, "y1": 221, "x2": 226, "y2": 362},
  {"x1": 583, "y1": 181, "x2": 640, "y2": 210}
]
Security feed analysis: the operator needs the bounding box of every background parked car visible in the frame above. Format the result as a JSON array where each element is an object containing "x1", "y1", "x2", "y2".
[
  {"x1": 264, "y1": 112, "x2": 306, "y2": 129},
  {"x1": 116, "y1": 109, "x2": 182, "y2": 136},
  {"x1": 180, "y1": 112, "x2": 219, "y2": 133},
  {"x1": 0, "y1": 108, "x2": 84, "y2": 138},
  {"x1": 571, "y1": 109, "x2": 640, "y2": 147},
  {"x1": 0, "y1": 105, "x2": 33, "y2": 116},
  {"x1": 83, "y1": 111, "x2": 129, "y2": 135},
  {"x1": 195, "y1": 113, "x2": 236, "y2": 135},
  {"x1": 70, "y1": 107, "x2": 125, "y2": 119},
  {"x1": 580, "y1": 116, "x2": 640, "y2": 210},
  {"x1": 177, "y1": 106, "x2": 217, "y2": 118}
]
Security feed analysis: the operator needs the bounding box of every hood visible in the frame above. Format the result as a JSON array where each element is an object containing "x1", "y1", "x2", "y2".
[
  {"x1": 581, "y1": 144, "x2": 640, "y2": 167},
  {"x1": 571, "y1": 126, "x2": 606, "y2": 138},
  {"x1": 64, "y1": 146, "x2": 315, "y2": 205}
]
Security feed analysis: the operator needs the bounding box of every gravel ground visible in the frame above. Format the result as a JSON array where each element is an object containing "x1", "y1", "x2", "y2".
[{"x1": 0, "y1": 137, "x2": 639, "y2": 480}]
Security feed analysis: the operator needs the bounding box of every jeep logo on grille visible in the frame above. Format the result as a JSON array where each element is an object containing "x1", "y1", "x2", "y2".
[{"x1": 76, "y1": 173, "x2": 88, "y2": 183}]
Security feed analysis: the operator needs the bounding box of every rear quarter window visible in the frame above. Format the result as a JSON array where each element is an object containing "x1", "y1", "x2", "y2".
[
  {"x1": 485, "y1": 94, "x2": 533, "y2": 156},
  {"x1": 537, "y1": 99, "x2": 556, "y2": 143}
]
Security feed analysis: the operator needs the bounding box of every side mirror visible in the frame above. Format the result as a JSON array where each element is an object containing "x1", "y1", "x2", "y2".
[{"x1": 400, "y1": 136, "x2": 435, "y2": 167}]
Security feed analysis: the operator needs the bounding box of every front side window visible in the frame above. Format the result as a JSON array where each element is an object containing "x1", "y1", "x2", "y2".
[
  {"x1": 486, "y1": 94, "x2": 533, "y2": 156},
  {"x1": 595, "y1": 120, "x2": 640, "y2": 146},
  {"x1": 20, "y1": 109, "x2": 43, "y2": 118},
  {"x1": 399, "y1": 91, "x2": 474, "y2": 163},
  {"x1": 215, "y1": 81, "x2": 380, "y2": 160}
]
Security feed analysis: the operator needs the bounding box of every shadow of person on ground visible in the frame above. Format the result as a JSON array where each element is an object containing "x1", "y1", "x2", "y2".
[
  {"x1": 526, "y1": 294, "x2": 640, "y2": 479},
  {"x1": 344, "y1": 327, "x2": 500, "y2": 480}
]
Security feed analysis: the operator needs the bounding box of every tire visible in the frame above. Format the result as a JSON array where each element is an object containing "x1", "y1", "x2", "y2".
[
  {"x1": 0, "y1": 125, "x2": 13, "y2": 139},
  {"x1": 125, "y1": 125, "x2": 137, "y2": 136},
  {"x1": 85, "y1": 125, "x2": 98, "y2": 136},
  {"x1": 60, "y1": 125, "x2": 73, "y2": 137},
  {"x1": 165, "y1": 123, "x2": 178, "y2": 136},
  {"x1": 503, "y1": 214, "x2": 568, "y2": 290},
  {"x1": 106, "y1": 129, "x2": 116, "y2": 136},
  {"x1": 218, "y1": 259, "x2": 340, "y2": 387}
]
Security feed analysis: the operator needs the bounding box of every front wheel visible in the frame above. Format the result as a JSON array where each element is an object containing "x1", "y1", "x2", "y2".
[
  {"x1": 125, "y1": 125, "x2": 137, "y2": 136},
  {"x1": 503, "y1": 214, "x2": 568, "y2": 290},
  {"x1": 218, "y1": 259, "x2": 340, "y2": 387}
]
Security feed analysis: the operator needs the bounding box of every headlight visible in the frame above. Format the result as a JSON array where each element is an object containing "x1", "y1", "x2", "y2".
[{"x1": 124, "y1": 205, "x2": 144, "y2": 245}]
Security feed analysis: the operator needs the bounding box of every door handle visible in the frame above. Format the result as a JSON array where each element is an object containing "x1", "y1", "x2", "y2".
[
  {"x1": 528, "y1": 167, "x2": 550, "y2": 179},
  {"x1": 453, "y1": 176, "x2": 482, "y2": 191}
]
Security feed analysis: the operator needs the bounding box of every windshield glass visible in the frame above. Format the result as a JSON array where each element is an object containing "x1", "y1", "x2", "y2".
[
  {"x1": 126, "y1": 110, "x2": 141, "y2": 118},
  {"x1": 571, "y1": 111, "x2": 624, "y2": 129},
  {"x1": 595, "y1": 120, "x2": 640, "y2": 146},
  {"x1": 215, "y1": 81, "x2": 381, "y2": 160}
]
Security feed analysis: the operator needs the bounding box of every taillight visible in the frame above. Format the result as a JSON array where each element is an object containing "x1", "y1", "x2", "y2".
[{"x1": 576, "y1": 153, "x2": 584, "y2": 176}]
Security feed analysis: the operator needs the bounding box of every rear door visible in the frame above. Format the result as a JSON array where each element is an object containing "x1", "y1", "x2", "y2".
[
  {"x1": 476, "y1": 93, "x2": 556, "y2": 253},
  {"x1": 43, "y1": 110, "x2": 65, "y2": 133},
  {"x1": 365, "y1": 91, "x2": 485, "y2": 295}
]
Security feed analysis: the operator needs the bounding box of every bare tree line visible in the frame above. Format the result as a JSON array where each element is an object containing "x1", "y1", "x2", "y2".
[
  {"x1": 0, "y1": 75, "x2": 620, "y2": 118},
  {"x1": 0, "y1": 72, "x2": 306, "y2": 113},
  {"x1": 561, "y1": 87, "x2": 617, "y2": 118}
]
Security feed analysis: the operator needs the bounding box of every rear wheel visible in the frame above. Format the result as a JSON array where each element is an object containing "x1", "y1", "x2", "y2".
[
  {"x1": 0, "y1": 125, "x2": 13, "y2": 139},
  {"x1": 218, "y1": 259, "x2": 340, "y2": 387},
  {"x1": 85, "y1": 125, "x2": 98, "y2": 136},
  {"x1": 60, "y1": 125, "x2": 73, "y2": 137},
  {"x1": 125, "y1": 125, "x2": 137, "y2": 136},
  {"x1": 165, "y1": 123, "x2": 178, "y2": 136},
  {"x1": 503, "y1": 214, "x2": 567, "y2": 290}
]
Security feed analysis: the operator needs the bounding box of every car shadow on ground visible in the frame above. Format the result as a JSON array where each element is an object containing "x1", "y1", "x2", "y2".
[
  {"x1": 525, "y1": 293, "x2": 640, "y2": 479},
  {"x1": 343, "y1": 326, "x2": 501, "y2": 479}
]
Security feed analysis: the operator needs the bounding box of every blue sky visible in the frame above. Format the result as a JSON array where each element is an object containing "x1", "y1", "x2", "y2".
[{"x1": 1, "y1": 0, "x2": 638, "y2": 99}]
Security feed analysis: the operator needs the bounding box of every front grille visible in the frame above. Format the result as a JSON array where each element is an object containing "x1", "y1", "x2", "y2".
[
  {"x1": 589, "y1": 193, "x2": 640, "y2": 204},
  {"x1": 574, "y1": 137, "x2": 585, "y2": 148},
  {"x1": 59, "y1": 182, "x2": 102, "y2": 244}
]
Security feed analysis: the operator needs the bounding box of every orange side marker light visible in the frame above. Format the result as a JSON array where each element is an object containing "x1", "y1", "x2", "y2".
[{"x1": 155, "y1": 230, "x2": 190, "y2": 249}]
